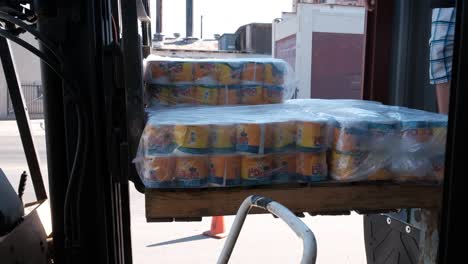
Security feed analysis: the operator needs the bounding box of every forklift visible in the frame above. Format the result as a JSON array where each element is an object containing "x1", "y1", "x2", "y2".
[{"x1": 0, "y1": 0, "x2": 466, "y2": 263}]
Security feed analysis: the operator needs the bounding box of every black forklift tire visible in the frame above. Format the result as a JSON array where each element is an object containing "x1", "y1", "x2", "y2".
[{"x1": 363, "y1": 213, "x2": 421, "y2": 264}]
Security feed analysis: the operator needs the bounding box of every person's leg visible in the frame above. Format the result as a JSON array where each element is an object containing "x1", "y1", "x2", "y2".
[
  {"x1": 436, "y1": 82, "x2": 450, "y2": 114},
  {"x1": 429, "y1": 8, "x2": 455, "y2": 115}
]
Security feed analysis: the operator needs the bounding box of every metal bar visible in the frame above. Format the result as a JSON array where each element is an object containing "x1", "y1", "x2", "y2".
[
  {"x1": 362, "y1": 0, "x2": 395, "y2": 104},
  {"x1": 388, "y1": 0, "x2": 435, "y2": 110},
  {"x1": 217, "y1": 195, "x2": 317, "y2": 264},
  {"x1": 37, "y1": 4, "x2": 69, "y2": 262},
  {"x1": 0, "y1": 37, "x2": 47, "y2": 201},
  {"x1": 136, "y1": 0, "x2": 151, "y2": 22},
  {"x1": 121, "y1": 0, "x2": 146, "y2": 192}
]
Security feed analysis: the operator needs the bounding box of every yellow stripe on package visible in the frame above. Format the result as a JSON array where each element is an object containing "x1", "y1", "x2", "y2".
[
  {"x1": 236, "y1": 123, "x2": 273, "y2": 154},
  {"x1": 194, "y1": 85, "x2": 218, "y2": 105},
  {"x1": 211, "y1": 124, "x2": 236, "y2": 153},
  {"x1": 296, "y1": 152, "x2": 327, "y2": 182},
  {"x1": 272, "y1": 121, "x2": 296, "y2": 152},
  {"x1": 296, "y1": 120, "x2": 327, "y2": 152},
  {"x1": 174, "y1": 125, "x2": 210, "y2": 154}
]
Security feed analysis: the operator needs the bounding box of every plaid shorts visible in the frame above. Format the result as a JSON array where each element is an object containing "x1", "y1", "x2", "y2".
[{"x1": 429, "y1": 8, "x2": 456, "y2": 84}]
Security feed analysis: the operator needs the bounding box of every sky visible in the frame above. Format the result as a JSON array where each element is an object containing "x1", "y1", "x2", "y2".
[{"x1": 149, "y1": 0, "x2": 292, "y2": 39}]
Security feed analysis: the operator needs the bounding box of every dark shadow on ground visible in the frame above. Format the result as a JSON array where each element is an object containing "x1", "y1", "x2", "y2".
[{"x1": 146, "y1": 234, "x2": 211, "y2": 247}]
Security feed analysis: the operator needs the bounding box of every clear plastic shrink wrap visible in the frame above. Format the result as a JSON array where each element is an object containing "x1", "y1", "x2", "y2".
[
  {"x1": 135, "y1": 99, "x2": 447, "y2": 188},
  {"x1": 143, "y1": 56, "x2": 296, "y2": 107}
]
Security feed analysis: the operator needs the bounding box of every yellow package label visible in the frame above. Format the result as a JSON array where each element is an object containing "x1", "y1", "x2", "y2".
[
  {"x1": 241, "y1": 155, "x2": 273, "y2": 180},
  {"x1": 296, "y1": 121, "x2": 326, "y2": 150},
  {"x1": 236, "y1": 123, "x2": 273, "y2": 154},
  {"x1": 157, "y1": 85, "x2": 174, "y2": 105},
  {"x1": 218, "y1": 86, "x2": 241, "y2": 105},
  {"x1": 209, "y1": 155, "x2": 241, "y2": 180},
  {"x1": 216, "y1": 63, "x2": 241, "y2": 85},
  {"x1": 333, "y1": 126, "x2": 367, "y2": 154},
  {"x1": 148, "y1": 84, "x2": 174, "y2": 105},
  {"x1": 144, "y1": 125, "x2": 176, "y2": 154},
  {"x1": 145, "y1": 156, "x2": 175, "y2": 182},
  {"x1": 174, "y1": 125, "x2": 210, "y2": 153},
  {"x1": 194, "y1": 62, "x2": 217, "y2": 83},
  {"x1": 273, "y1": 153, "x2": 296, "y2": 175},
  {"x1": 264, "y1": 86, "x2": 284, "y2": 104},
  {"x1": 150, "y1": 61, "x2": 169, "y2": 79},
  {"x1": 175, "y1": 156, "x2": 208, "y2": 180},
  {"x1": 172, "y1": 85, "x2": 194, "y2": 104},
  {"x1": 168, "y1": 61, "x2": 193, "y2": 83},
  {"x1": 195, "y1": 86, "x2": 218, "y2": 105},
  {"x1": 264, "y1": 63, "x2": 284, "y2": 85},
  {"x1": 211, "y1": 125, "x2": 236, "y2": 152},
  {"x1": 273, "y1": 121, "x2": 296, "y2": 150},
  {"x1": 296, "y1": 152, "x2": 327, "y2": 177},
  {"x1": 240, "y1": 85, "x2": 264, "y2": 105},
  {"x1": 241, "y1": 62, "x2": 264, "y2": 83}
]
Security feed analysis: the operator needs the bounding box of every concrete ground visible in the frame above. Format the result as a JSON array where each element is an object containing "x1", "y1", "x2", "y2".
[{"x1": 0, "y1": 120, "x2": 367, "y2": 263}]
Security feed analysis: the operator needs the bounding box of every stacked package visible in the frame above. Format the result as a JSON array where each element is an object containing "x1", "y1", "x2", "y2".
[
  {"x1": 135, "y1": 99, "x2": 447, "y2": 188},
  {"x1": 143, "y1": 56, "x2": 295, "y2": 107}
]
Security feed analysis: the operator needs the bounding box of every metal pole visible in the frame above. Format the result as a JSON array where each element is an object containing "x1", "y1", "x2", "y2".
[
  {"x1": 156, "y1": 0, "x2": 163, "y2": 33},
  {"x1": 186, "y1": 0, "x2": 193, "y2": 37},
  {"x1": 0, "y1": 37, "x2": 47, "y2": 201},
  {"x1": 217, "y1": 195, "x2": 317, "y2": 264},
  {"x1": 37, "y1": 4, "x2": 69, "y2": 262},
  {"x1": 200, "y1": 15, "x2": 203, "y2": 39}
]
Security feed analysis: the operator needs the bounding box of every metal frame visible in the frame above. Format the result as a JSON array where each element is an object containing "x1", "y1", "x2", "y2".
[
  {"x1": 362, "y1": 0, "x2": 394, "y2": 104},
  {"x1": 438, "y1": 0, "x2": 468, "y2": 263},
  {"x1": 217, "y1": 195, "x2": 317, "y2": 264},
  {"x1": 388, "y1": 0, "x2": 436, "y2": 111},
  {"x1": 0, "y1": 36, "x2": 47, "y2": 201},
  {"x1": 37, "y1": 0, "x2": 135, "y2": 262},
  {"x1": 0, "y1": 201, "x2": 51, "y2": 264},
  {"x1": 121, "y1": 0, "x2": 146, "y2": 193}
]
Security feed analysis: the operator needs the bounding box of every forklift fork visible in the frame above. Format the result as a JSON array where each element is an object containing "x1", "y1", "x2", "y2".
[{"x1": 217, "y1": 195, "x2": 317, "y2": 264}]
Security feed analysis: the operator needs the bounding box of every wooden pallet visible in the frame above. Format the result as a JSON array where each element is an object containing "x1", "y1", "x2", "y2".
[{"x1": 145, "y1": 182, "x2": 442, "y2": 222}]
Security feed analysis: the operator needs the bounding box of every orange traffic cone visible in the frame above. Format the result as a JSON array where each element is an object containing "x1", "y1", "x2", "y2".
[{"x1": 202, "y1": 216, "x2": 227, "y2": 239}]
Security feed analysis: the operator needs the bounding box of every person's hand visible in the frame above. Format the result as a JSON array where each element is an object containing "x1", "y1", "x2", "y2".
[{"x1": 364, "y1": 0, "x2": 375, "y2": 11}]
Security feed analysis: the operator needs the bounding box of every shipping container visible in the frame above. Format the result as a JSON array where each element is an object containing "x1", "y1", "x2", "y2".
[{"x1": 272, "y1": 4, "x2": 366, "y2": 99}]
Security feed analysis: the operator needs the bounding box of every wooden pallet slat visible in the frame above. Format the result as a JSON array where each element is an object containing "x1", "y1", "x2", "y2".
[{"x1": 145, "y1": 182, "x2": 442, "y2": 221}]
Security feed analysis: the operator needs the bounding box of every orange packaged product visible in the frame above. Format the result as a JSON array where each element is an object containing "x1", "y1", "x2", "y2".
[
  {"x1": 209, "y1": 155, "x2": 241, "y2": 186},
  {"x1": 175, "y1": 155, "x2": 209, "y2": 187},
  {"x1": 272, "y1": 153, "x2": 296, "y2": 183},
  {"x1": 241, "y1": 154, "x2": 273, "y2": 185},
  {"x1": 143, "y1": 156, "x2": 176, "y2": 187},
  {"x1": 296, "y1": 152, "x2": 327, "y2": 182},
  {"x1": 236, "y1": 123, "x2": 273, "y2": 154}
]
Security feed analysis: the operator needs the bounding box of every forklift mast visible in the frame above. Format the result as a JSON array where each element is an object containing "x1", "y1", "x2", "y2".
[{"x1": 36, "y1": 0, "x2": 142, "y2": 263}]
